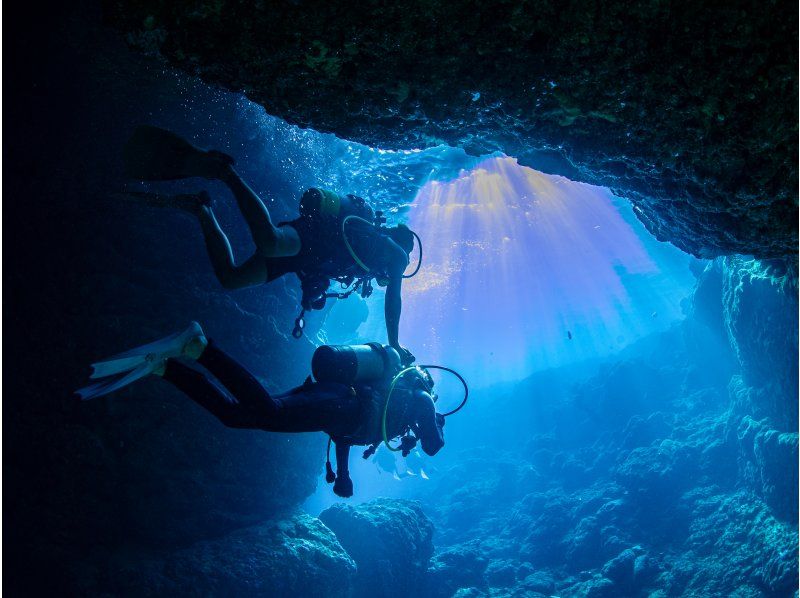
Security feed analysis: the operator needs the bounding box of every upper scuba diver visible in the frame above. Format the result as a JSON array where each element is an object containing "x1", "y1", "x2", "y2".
[
  {"x1": 76, "y1": 323, "x2": 449, "y2": 498},
  {"x1": 120, "y1": 126, "x2": 418, "y2": 363}
]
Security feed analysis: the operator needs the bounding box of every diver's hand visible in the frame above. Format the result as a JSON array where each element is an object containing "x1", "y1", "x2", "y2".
[
  {"x1": 435, "y1": 413, "x2": 445, "y2": 429},
  {"x1": 333, "y1": 474, "x2": 354, "y2": 498},
  {"x1": 396, "y1": 346, "x2": 415, "y2": 366}
]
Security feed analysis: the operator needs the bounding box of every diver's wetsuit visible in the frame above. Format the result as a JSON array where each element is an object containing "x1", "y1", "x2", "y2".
[
  {"x1": 162, "y1": 341, "x2": 444, "y2": 457},
  {"x1": 163, "y1": 341, "x2": 361, "y2": 437}
]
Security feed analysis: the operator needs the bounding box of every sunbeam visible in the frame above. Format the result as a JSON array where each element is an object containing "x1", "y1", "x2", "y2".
[{"x1": 379, "y1": 157, "x2": 700, "y2": 386}]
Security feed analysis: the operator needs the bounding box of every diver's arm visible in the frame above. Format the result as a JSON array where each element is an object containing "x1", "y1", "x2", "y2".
[
  {"x1": 333, "y1": 442, "x2": 354, "y2": 498},
  {"x1": 384, "y1": 240, "x2": 408, "y2": 352},
  {"x1": 415, "y1": 391, "x2": 445, "y2": 456}
]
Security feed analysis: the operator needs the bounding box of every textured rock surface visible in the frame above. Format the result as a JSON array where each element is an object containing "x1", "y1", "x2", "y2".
[
  {"x1": 411, "y1": 272, "x2": 797, "y2": 597},
  {"x1": 73, "y1": 513, "x2": 356, "y2": 596},
  {"x1": 320, "y1": 499, "x2": 436, "y2": 598},
  {"x1": 721, "y1": 256, "x2": 799, "y2": 424},
  {"x1": 105, "y1": 0, "x2": 798, "y2": 259}
]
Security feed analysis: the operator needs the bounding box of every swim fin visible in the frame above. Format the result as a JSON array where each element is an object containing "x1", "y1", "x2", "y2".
[
  {"x1": 76, "y1": 322, "x2": 206, "y2": 400},
  {"x1": 123, "y1": 125, "x2": 233, "y2": 181},
  {"x1": 76, "y1": 363, "x2": 154, "y2": 401}
]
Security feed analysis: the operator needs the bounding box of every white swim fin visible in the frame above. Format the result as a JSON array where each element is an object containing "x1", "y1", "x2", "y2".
[
  {"x1": 89, "y1": 322, "x2": 204, "y2": 379},
  {"x1": 77, "y1": 322, "x2": 205, "y2": 400},
  {"x1": 76, "y1": 363, "x2": 153, "y2": 401}
]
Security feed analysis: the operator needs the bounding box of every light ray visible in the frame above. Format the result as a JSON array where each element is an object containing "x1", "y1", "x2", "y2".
[{"x1": 379, "y1": 156, "x2": 700, "y2": 387}]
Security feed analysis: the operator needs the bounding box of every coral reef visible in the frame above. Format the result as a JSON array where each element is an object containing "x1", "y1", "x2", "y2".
[{"x1": 105, "y1": 0, "x2": 798, "y2": 259}]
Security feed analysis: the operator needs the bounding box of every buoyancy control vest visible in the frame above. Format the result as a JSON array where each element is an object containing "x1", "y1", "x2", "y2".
[{"x1": 291, "y1": 188, "x2": 388, "y2": 338}]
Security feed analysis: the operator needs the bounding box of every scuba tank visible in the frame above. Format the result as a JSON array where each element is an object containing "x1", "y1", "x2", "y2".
[
  {"x1": 312, "y1": 343, "x2": 401, "y2": 385},
  {"x1": 299, "y1": 188, "x2": 379, "y2": 225}
]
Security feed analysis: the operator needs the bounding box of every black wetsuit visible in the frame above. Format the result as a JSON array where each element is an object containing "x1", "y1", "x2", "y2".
[{"x1": 162, "y1": 341, "x2": 444, "y2": 453}]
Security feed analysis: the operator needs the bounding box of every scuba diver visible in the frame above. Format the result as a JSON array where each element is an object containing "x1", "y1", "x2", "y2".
[
  {"x1": 120, "y1": 126, "x2": 418, "y2": 360},
  {"x1": 76, "y1": 323, "x2": 448, "y2": 498}
]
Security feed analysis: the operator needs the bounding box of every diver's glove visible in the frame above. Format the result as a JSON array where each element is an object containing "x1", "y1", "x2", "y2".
[
  {"x1": 435, "y1": 413, "x2": 445, "y2": 429},
  {"x1": 333, "y1": 474, "x2": 354, "y2": 498},
  {"x1": 399, "y1": 434, "x2": 418, "y2": 457}
]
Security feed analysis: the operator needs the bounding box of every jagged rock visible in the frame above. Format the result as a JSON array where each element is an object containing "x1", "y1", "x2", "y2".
[
  {"x1": 320, "y1": 499, "x2": 435, "y2": 598},
  {"x1": 520, "y1": 571, "x2": 555, "y2": 594},
  {"x1": 633, "y1": 554, "x2": 662, "y2": 588},
  {"x1": 106, "y1": 0, "x2": 797, "y2": 259},
  {"x1": 730, "y1": 414, "x2": 799, "y2": 522},
  {"x1": 601, "y1": 548, "x2": 636, "y2": 588},
  {"x1": 722, "y1": 256, "x2": 799, "y2": 426},
  {"x1": 620, "y1": 412, "x2": 672, "y2": 449},
  {"x1": 484, "y1": 559, "x2": 517, "y2": 588},
  {"x1": 565, "y1": 574, "x2": 617, "y2": 598},
  {"x1": 681, "y1": 490, "x2": 798, "y2": 596},
  {"x1": 615, "y1": 439, "x2": 698, "y2": 502},
  {"x1": 427, "y1": 542, "x2": 488, "y2": 598},
  {"x1": 75, "y1": 513, "x2": 356, "y2": 596}
]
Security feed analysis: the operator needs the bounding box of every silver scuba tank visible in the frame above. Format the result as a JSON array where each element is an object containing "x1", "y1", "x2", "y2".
[{"x1": 312, "y1": 343, "x2": 401, "y2": 384}]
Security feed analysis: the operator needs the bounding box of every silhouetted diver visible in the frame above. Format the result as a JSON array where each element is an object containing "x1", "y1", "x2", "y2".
[
  {"x1": 121, "y1": 126, "x2": 418, "y2": 359},
  {"x1": 76, "y1": 323, "x2": 446, "y2": 498}
]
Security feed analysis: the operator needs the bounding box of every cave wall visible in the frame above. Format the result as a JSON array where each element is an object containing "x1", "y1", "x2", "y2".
[
  {"x1": 4, "y1": 4, "x2": 328, "y2": 592},
  {"x1": 104, "y1": 0, "x2": 798, "y2": 259}
]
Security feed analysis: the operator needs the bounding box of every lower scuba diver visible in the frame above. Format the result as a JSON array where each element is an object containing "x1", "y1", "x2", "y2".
[
  {"x1": 76, "y1": 323, "x2": 452, "y2": 498},
  {"x1": 120, "y1": 126, "x2": 418, "y2": 361}
]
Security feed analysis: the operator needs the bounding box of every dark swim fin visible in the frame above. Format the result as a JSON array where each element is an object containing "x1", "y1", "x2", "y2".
[{"x1": 123, "y1": 125, "x2": 233, "y2": 181}]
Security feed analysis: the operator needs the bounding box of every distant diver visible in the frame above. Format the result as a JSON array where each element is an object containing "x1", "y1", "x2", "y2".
[
  {"x1": 76, "y1": 323, "x2": 467, "y2": 498},
  {"x1": 121, "y1": 125, "x2": 420, "y2": 361}
]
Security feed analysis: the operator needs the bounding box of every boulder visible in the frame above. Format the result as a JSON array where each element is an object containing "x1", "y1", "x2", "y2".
[
  {"x1": 74, "y1": 513, "x2": 356, "y2": 597},
  {"x1": 320, "y1": 499, "x2": 435, "y2": 598}
]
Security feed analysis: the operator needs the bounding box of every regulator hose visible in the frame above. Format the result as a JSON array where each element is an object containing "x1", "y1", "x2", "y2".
[
  {"x1": 381, "y1": 365, "x2": 469, "y2": 452},
  {"x1": 342, "y1": 215, "x2": 423, "y2": 279}
]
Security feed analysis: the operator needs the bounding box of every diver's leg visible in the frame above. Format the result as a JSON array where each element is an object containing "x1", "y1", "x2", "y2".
[
  {"x1": 197, "y1": 206, "x2": 268, "y2": 289},
  {"x1": 219, "y1": 166, "x2": 301, "y2": 258},
  {"x1": 162, "y1": 359, "x2": 255, "y2": 428},
  {"x1": 270, "y1": 384, "x2": 361, "y2": 434},
  {"x1": 193, "y1": 342, "x2": 360, "y2": 434},
  {"x1": 196, "y1": 341, "x2": 280, "y2": 417}
]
